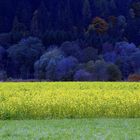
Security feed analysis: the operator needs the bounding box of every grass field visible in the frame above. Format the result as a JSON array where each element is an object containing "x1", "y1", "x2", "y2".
[
  {"x1": 0, "y1": 119, "x2": 140, "y2": 140},
  {"x1": 0, "y1": 82, "x2": 140, "y2": 119}
]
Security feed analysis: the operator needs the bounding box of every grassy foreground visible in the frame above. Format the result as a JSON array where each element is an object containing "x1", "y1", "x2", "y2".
[
  {"x1": 0, "y1": 82, "x2": 140, "y2": 119},
  {"x1": 0, "y1": 119, "x2": 140, "y2": 140}
]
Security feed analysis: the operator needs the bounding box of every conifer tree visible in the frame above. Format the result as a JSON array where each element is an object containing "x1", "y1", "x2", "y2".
[
  {"x1": 83, "y1": 0, "x2": 92, "y2": 27},
  {"x1": 31, "y1": 0, "x2": 48, "y2": 36}
]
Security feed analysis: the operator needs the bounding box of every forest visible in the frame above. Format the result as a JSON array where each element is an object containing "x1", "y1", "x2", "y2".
[{"x1": 0, "y1": 0, "x2": 140, "y2": 81}]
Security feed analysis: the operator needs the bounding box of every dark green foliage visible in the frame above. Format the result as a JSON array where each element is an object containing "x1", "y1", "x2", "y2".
[
  {"x1": 42, "y1": 30, "x2": 75, "y2": 46},
  {"x1": 60, "y1": 41, "x2": 81, "y2": 59},
  {"x1": 107, "y1": 64, "x2": 122, "y2": 81},
  {"x1": 0, "y1": 33, "x2": 12, "y2": 47},
  {"x1": 80, "y1": 47, "x2": 98, "y2": 63},
  {"x1": 91, "y1": 60, "x2": 109, "y2": 81}
]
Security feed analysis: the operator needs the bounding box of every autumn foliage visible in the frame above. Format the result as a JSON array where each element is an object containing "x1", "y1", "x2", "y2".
[
  {"x1": 92, "y1": 17, "x2": 109, "y2": 34},
  {"x1": 128, "y1": 74, "x2": 140, "y2": 82}
]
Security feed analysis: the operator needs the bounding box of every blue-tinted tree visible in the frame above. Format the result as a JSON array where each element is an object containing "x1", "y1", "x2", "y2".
[
  {"x1": 34, "y1": 48, "x2": 64, "y2": 80},
  {"x1": 74, "y1": 69, "x2": 93, "y2": 81},
  {"x1": 115, "y1": 41, "x2": 138, "y2": 79},
  {"x1": 0, "y1": 33, "x2": 12, "y2": 47},
  {"x1": 55, "y1": 56, "x2": 78, "y2": 81},
  {"x1": 80, "y1": 47, "x2": 98, "y2": 63},
  {"x1": 60, "y1": 41, "x2": 81, "y2": 59},
  {"x1": 102, "y1": 43, "x2": 114, "y2": 54},
  {"x1": 115, "y1": 42, "x2": 138, "y2": 56},
  {"x1": 7, "y1": 37, "x2": 44, "y2": 79},
  {"x1": 103, "y1": 52, "x2": 117, "y2": 63},
  {"x1": 0, "y1": 46, "x2": 6, "y2": 70},
  {"x1": 91, "y1": 60, "x2": 109, "y2": 81},
  {"x1": 0, "y1": 70, "x2": 7, "y2": 81},
  {"x1": 130, "y1": 51, "x2": 140, "y2": 73}
]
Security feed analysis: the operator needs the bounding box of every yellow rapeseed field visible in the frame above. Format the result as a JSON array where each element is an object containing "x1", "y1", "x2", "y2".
[{"x1": 0, "y1": 82, "x2": 140, "y2": 119}]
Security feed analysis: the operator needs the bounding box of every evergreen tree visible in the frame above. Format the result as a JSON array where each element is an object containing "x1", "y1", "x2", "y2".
[
  {"x1": 31, "y1": 0, "x2": 48, "y2": 36},
  {"x1": 83, "y1": 0, "x2": 92, "y2": 27},
  {"x1": 16, "y1": 0, "x2": 32, "y2": 28},
  {"x1": 56, "y1": 0, "x2": 73, "y2": 30},
  {"x1": 11, "y1": 16, "x2": 28, "y2": 43}
]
